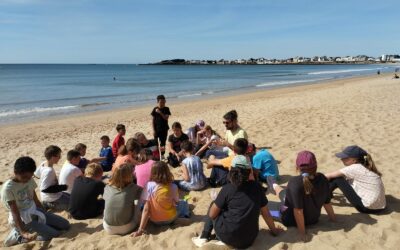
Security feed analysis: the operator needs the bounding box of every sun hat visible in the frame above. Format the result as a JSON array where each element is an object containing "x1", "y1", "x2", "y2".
[
  {"x1": 296, "y1": 151, "x2": 317, "y2": 171},
  {"x1": 231, "y1": 155, "x2": 251, "y2": 169},
  {"x1": 335, "y1": 145, "x2": 367, "y2": 159}
]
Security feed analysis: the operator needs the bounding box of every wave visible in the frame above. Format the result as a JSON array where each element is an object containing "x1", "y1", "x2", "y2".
[
  {"x1": 256, "y1": 78, "x2": 331, "y2": 87},
  {"x1": 0, "y1": 105, "x2": 79, "y2": 118},
  {"x1": 177, "y1": 91, "x2": 214, "y2": 98},
  {"x1": 308, "y1": 68, "x2": 378, "y2": 75},
  {"x1": 81, "y1": 102, "x2": 110, "y2": 108}
]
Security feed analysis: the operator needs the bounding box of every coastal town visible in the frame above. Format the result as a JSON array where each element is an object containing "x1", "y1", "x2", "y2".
[{"x1": 152, "y1": 54, "x2": 400, "y2": 65}]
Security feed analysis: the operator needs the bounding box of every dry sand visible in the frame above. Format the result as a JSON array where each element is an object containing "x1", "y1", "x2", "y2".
[{"x1": 1, "y1": 74, "x2": 400, "y2": 249}]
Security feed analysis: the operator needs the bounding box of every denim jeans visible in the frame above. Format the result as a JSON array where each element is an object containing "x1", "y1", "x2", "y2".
[
  {"x1": 25, "y1": 210, "x2": 70, "y2": 241},
  {"x1": 205, "y1": 150, "x2": 228, "y2": 159}
]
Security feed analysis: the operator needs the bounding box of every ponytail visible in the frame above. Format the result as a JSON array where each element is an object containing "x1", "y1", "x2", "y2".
[
  {"x1": 302, "y1": 173, "x2": 314, "y2": 195},
  {"x1": 362, "y1": 154, "x2": 382, "y2": 177}
]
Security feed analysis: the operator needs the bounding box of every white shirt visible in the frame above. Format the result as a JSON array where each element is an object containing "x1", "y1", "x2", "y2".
[
  {"x1": 34, "y1": 161, "x2": 62, "y2": 202},
  {"x1": 340, "y1": 163, "x2": 386, "y2": 209},
  {"x1": 59, "y1": 161, "x2": 82, "y2": 194}
]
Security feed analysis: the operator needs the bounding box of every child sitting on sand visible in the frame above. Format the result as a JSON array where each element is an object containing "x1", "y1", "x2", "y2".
[
  {"x1": 195, "y1": 125, "x2": 222, "y2": 158},
  {"x1": 75, "y1": 143, "x2": 90, "y2": 172},
  {"x1": 175, "y1": 141, "x2": 207, "y2": 191},
  {"x1": 269, "y1": 151, "x2": 335, "y2": 242},
  {"x1": 112, "y1": 124, "x2": 126, "y2": 158},
  {"x1": 99, "y1": 135, "x2": 114, "y2": 172},
  {"x1": 131, "y1": 161, "x2": 179, "y2": 237},
  {"x1": 1, "y1": 157, "x2": 70, "y2": 247},
  {"x1": 325, "y1": 145, "x2": 386, "y2": 213},
  {"x1": 34, "y1": 145, "x2": 69, "y2": 211},
  {"x1": 112, "y1": 138, "x2": 141, "y2": 173},
  {"x1": 134, "y1": 132, "x2": 160, "y2": 161},
  {"x1": 167, "y1": 122, "x2": 189, "y2": 167},
  {"x1": 192, "y1": 155, "x2": 282, "y2": 249},
  {"x1": 251, "y1": 145, "x2": 281, "y2": 195},
  {"x1": 59, "y1": 150, "x2": 83, "y2": 194},
  {"x1": 69, "y1": 163, "x2": 105, "y2": 220},
  {"x1": 207, "y1": 138, "x2": 250, "y2": 187},
  {"x1": 186, "y1": 119, "x2": 205, "y2": 144},
  {"x1": 134, "y1": 149, "x2": 155, "y2": 188},
  {"x1": 103, "y1": 163, "x2": 143, "y2": 235}
]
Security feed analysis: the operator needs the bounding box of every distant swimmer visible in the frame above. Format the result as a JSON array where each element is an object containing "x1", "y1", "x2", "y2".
[
  {"x1": 377, "y1": 70, "x2": 380, "y2": 75},
  {"x1": 113, "y1": 77, "x2": 116, "y2": 81}
]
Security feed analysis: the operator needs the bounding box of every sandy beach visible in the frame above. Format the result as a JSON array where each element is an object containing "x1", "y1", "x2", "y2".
[{"x1": 1, "y1": 74, "x2": 400, "y2": 249}]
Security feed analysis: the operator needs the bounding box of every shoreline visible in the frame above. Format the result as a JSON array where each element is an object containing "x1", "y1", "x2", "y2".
[
  {"x1": 0, "y1": 73, "x2": 387, "y2": 129},
  {"x1": 1, "y1": 72, "x2": 400, "y2": 249}
]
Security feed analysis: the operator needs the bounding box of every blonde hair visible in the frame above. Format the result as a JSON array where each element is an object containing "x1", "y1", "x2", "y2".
[
  {"x1": 84, "y1": 163, "x2": 103, "y2": 178},
  {"x1": 296, "y1": 166, "x2": 316, "y2": 195},
  {"x1": 362, "y1": 154, "x2": 382, "y2": 177},
  {"x1": 109, "y1": 163, "x2": 133, "y2": 189},
  {"x1": 303, "y1": 173, "x2": 314, "y2": 195},
  {"x1": 137, "y1": 148, "x2": 152, "y2": 163}
]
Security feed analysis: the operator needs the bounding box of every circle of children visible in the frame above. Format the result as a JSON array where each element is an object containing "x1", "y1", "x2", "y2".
[{"x1": 1, "y1": 95, "x2": 386, "y2": 248}]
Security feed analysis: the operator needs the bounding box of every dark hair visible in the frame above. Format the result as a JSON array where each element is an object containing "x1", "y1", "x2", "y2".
[
  {"x1": 233, "y1": 138, "x2": 248, "y2": 155},
  {"x1": 44, "y1": 145, "x2": 61, "y2": 160},
  {"x1": 67, "y1": 150, "x2": 81, "y2": 161},
  {"x1": 118, "y1": 138, "x2": 141, "y2": 156},
  {"x1": 150, "y1": 161, "x2": 174, "y2": 185},
  {"x1": 100, "y1": 135, "x2": 110, "y2": 141},
  {"x1": 157, "y1": 95, "x2": 166, "y2": 101},
  {"x1": 116, "y1": 124, "x2": 125, "y2": 132},
  {"x1": 223, "y1": 110, "x2": 238, "y2": 121},
  {"x1": 171, "y1": 122, "x2": 182, "y2": 130},
  {"x1": 180, "y1": 140, "x2": 193, "y2": 152},
  {"x1": 74, "y1": 143, "x2": 87, "y2": 152},
  {"x1": 228, "y1": 167, "x2": 251, "y2": 187},
  {"x1": 14, "y1": 156, "x2": 36, "y2": 174}
]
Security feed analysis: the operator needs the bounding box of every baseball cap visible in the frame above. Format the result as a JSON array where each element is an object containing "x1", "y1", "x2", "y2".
[
  {"x1": 296, "y1": 151, "x2": 317, "y2": 170},
  {"x1": 196, "y1": 120, "x2": 205, "y2": 129},
  {"x1": 210, "y1": 135, "x2": 219, "y2": 141},
  {"x1": 231, "y1": 155, "x2": 251, "y2": 169},
  {"x1": 335, "y1": 145, "x2": 367, "y2": 159}
]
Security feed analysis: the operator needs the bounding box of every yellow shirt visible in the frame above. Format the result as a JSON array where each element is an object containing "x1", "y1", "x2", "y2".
[{"x1": 225, "y1": 127, "x2": 248, "y2": 155}]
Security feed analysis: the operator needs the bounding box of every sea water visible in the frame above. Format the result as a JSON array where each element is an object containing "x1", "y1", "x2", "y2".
[{"x1": 0, "y1": 64, "x2": 396, "y2": 124}]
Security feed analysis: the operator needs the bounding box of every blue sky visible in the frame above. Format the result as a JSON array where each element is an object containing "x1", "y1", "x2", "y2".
[{"x1": 0, "y1": 0, "x2": 399, "y2": 63}]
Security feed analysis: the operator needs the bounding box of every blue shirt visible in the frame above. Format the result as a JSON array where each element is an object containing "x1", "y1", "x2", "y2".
[
  {"x1": 100, "y1": 146, "x2": 114, "y2": 168},
  {"x1": 252, "y1": 149, "x2": 279, "y2": 179},
  {"x1": 181, "y1": 155, "x2": 207, "y2": 190}
]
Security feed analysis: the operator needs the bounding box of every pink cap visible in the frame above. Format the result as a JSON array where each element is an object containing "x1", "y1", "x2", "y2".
[{"x1": 296, "y1": 151, "x2": 317, "y2": 171}]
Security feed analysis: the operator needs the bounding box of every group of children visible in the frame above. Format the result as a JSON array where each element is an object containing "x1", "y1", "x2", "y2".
[{"x1": 0, "y1": 94, "x2": 387, "y2": 248}]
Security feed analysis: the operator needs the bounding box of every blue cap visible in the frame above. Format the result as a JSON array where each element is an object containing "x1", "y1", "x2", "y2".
[{"x1": 335, "y1": 145, "x2": 367, "y2": 159}]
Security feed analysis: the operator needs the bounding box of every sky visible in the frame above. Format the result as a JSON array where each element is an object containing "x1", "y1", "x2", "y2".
[{"x1": 0, "y1": 0, "x2": 399, "y2": 63}]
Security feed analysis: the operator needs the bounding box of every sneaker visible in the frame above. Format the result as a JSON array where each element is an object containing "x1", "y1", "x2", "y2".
[{"x1": 191, "y1": 236, "x2": 208, "y2": 248}]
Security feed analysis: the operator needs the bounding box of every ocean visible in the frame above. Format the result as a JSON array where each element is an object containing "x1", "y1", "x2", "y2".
[{"x1": 0, "y1": 64, "x2": 397, "y2": 125}]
